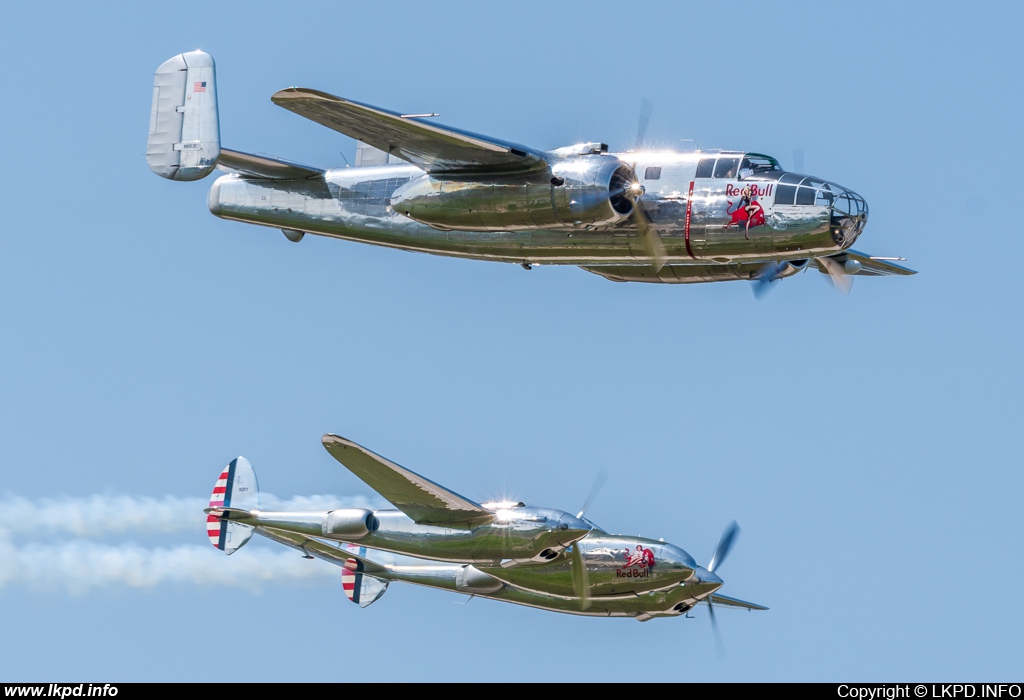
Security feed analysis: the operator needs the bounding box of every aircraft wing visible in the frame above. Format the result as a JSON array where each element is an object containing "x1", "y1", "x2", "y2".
[
  {"x1": 322, "y1": 434, "x2": 494, "y2": 528},
  {"x1": 271, "y1": 88, "x2": 548, "y2": 173},
  {"x1": 709, "y1": 594, "x2": 769, "y2": 611},
  {"x1": 818, "y1": 249, "x2": 918, "y2": 277}
]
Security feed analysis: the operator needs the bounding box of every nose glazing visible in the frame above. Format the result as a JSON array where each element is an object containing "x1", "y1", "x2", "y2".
[{"x1": 823, "y1": 181, "x2": 868, "y2": 247}]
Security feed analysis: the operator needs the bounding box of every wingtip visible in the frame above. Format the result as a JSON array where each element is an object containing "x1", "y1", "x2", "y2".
[
  {"x1": 322, "y1": 433, "x2": 356, "y2": 449},
  {"x1": 272, "y1": 87, "x2": 335, "y2": 103}
]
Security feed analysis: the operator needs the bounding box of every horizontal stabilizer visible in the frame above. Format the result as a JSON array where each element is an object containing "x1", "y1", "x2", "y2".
[
  {"x1": 321, "y1": 434, "x2": 494, "y2": 527},
  {"x1": 709, "y1": 593, "x2": 768, "y2": 611},
  {"x1": 216, "y1": 148, "x2": 324, "y2": 180},
  {"x1": 271, "y1": 88, "x2": 547, "y2": 173}
]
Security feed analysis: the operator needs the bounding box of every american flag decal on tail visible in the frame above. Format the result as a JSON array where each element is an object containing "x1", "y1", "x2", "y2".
[{"x1": 193, "y1": 81, "x2": 207, "y2": 93}]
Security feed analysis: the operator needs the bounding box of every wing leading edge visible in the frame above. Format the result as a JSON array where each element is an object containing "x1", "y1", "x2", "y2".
[
  {"x1": 709, "y1": 594, "x2": 768, "y2": 611},
  {"x1": 321, "y1": 434, "x2": 494, "y2": 527},
  {"x1": 271, "y1": 88, "x2": 548, "y2": 173}
]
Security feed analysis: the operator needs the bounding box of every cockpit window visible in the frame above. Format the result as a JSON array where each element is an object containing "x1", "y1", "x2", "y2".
[
  {"x1": 796, "y1": 187, "x2": 816, "y2": 205},
  {"x1": 696, "y1": 158, "x2": 715, "y2": 178},
  {"x1": 780, "y1": 173, "x2": 804, "y2": 184},
  {"x1": 745, "y1": 154, "x2": 782, "y2": 172},
  {"x1": 713, "y1": 157, "x2": 740, "y2": 179},
  {"x1": 644, "y1": 166, "x2": 662, "y2": 180},
  {"x1": 775, "y1": 184, "x2": 796, "y2": 205}
]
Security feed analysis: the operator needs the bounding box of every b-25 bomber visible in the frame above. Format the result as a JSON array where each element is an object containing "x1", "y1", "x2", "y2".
[
  {"x1": 206, "y1": 434, "x2": 765, "y2": 623},
  {"x1": 149, "y1": 50, "x2": 914, "y2": 292}
]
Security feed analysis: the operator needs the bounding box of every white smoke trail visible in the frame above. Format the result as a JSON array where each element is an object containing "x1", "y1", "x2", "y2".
[
  {"x1": 0, "y1": 493, "x2": 383, "y2": 537},
  {"x1": 0, "y1": 536, "x2": 338, "y2": 594}
]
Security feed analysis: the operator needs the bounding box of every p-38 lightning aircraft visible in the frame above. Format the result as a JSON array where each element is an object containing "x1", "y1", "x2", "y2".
[
  {"x1": 205, "y1": 434, "x2": 766, "y2": 623},
  {"x1": 150, "y1": 50, "x2": 914, "y2": 291}
]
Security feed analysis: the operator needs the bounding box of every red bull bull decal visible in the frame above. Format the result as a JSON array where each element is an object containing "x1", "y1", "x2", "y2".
[{"x1": 617, "y1": 545, "x2": 656, "y2": 578}]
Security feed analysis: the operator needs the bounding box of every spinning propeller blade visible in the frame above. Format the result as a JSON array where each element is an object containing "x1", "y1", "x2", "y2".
[
  {"x1": 704, "y1": 521, "x2": 739, "y2": 656},
  {"x1": 816, "y1": 255, "x2": 854, "y2": 295},
  {"x1": 751, "y1": 262, "x2": 787, "y2": 299},
  {"x1": 627, "y1": 98, "x2": 667, "y2": 272},
  {"x1": 708, "y1": 520, "x2": 739, "y2": 574},
  {"x1": 576, "y1": 468, "x2": 608, "y2": 520},
  {"x1": 570, "y1": 543, "x2": 591, "y2": 611},
  {"x1": 707, "y1": 597, "x2": 727, "y2": 657},
  {"x1": 636, "y1": 98, "x2": 654, "y2": 150},
  {"x1": 632, "y1": 195, "x2": 668, "y2": 273}
]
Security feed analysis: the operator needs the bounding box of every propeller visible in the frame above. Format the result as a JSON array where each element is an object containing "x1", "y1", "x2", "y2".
[
  {"x1": 568, "y1": 469, "x2": 607, "y2": 611},
  {"x1": 632, "y1": 193, "x2": 668, "y2": 272},
  {"x1": 752, "y1": 256, "x2": 859, "y2": 298},
  {"x1": 570, "y1": 542, "x2": 591, "y2": 611},
  {"x1": 750, "y1": 261, "x2": 788, "y2": 299},
  {"x1": 708, "y1": 520, "x2": 739, "y2": 574},
  {"x1": 816, "y1": 255, "x2": 854, "y2": 295},
  {"x1": 705, "y1": 521, "x2": 739, "y2": 657},
  {"x1": 636, "y1": 97, "x2": 654, "y2": 150},
  {"x1": 707, "y1": 597, "x2": 726, "y2": 658},
  {"x1": 627, "y1": 98, "x2": 668, "y2": 272},
  {"x1": 576, "y1": 468, "x2": 608, "y2": 520}
]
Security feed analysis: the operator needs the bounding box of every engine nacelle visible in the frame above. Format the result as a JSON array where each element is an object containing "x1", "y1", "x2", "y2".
[
  {"x1": 455, "y1": 565, "x2": 504, "y2": 594},
  {"x1": 389, "y1": 155, "x2": 635, "y2": 232},
  {"x1": 321, "y1": 508, "x2": 376, "y2": 540}
]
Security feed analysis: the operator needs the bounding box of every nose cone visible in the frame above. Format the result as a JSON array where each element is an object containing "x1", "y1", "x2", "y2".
[
  {"x1": 556, "y1": 527, "x2": 591, "y2": 547},
  {"x1": 825, "y1": 181, "x2": 868, "y2": 247},
  {"x1": 694, "y1": 566, "x2": 724, "y2": 591},
  {"x1": 555, "y1": 513, "x2": 592, "y2": 546}
]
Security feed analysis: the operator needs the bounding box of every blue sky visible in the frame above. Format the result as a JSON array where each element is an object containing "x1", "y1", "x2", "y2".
[{"x1": 0, "y1": 0, "x2": 1020, "y2": 682}]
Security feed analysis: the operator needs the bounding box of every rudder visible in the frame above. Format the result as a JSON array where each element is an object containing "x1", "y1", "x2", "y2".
[{"x1": 341, "y1": 545, "x2": 389, "y2": 608}]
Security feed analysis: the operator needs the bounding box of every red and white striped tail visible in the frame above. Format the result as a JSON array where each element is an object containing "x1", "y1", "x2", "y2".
[
  {"x1": 206, "y1": 456, "x2": 258, "y2": 554},
  {"x1": 340, "y1": 544, "x2": 389, "y2": 608}
]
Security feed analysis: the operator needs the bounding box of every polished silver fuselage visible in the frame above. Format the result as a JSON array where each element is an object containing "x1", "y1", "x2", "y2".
[
  {"x1": 208, "y1": 149, "x2": 866, "y2": 282},
  {"x1": 240, "y1": 505, "x2": 718, "y2": 619}
]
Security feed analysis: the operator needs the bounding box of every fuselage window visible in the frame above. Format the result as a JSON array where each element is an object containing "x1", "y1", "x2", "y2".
[
  {"x1": 775, "y1": 184, "x2": 797, "y2": 205},
  {"x1": 644, "y1": 166, "x2": 662, "y2": 180},
  {"x1": 696, "y1": 158, "x2": 715, "y2": 178},
  {"x1": 713, "y1": 158, "x2": 740, "y2": 179},
  {"x1": 796, "y1": 187, "x2": 816, "y2": 205}
]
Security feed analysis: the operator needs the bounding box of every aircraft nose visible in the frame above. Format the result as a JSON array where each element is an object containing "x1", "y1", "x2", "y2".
[
  {"x1": 556, "y1": 526, "x2": 591, "y2": 547},
  {"x1": 824, "y1": 181, "x2": 869, "y2": 247},
  {"x1": 695, "y1": 566, "x2": 723, "y2": 587}
]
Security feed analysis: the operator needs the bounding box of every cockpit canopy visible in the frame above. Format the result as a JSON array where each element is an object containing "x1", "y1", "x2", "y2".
[{"x1": 695, "y1": 152, "x2": 782, "y2": 180}]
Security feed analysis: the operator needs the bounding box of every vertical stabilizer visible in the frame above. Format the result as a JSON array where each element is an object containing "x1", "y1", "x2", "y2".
[
  {"x1": 147, "y1": 50, "x2": 221, "y2": 180},
  {"x1": 206, "y1": 456, "x2": 259, "y2": 554},
  {"x1": 341, "y1": 545, "x2": 389, "y2": 607}
]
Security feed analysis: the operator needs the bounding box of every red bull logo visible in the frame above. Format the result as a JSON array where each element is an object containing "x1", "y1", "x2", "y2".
[
  {"x1": 725, "y1": 183, "x2": 773, "y2": 198},
  {"x1": 616, "y1": 545, "x2": 656, "y2": 578}
]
